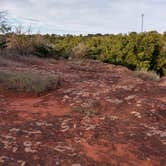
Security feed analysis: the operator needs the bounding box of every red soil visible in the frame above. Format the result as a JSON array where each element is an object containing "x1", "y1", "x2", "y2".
[{"x1": 0, "y1": 57, "x2": 165, "y2": 166}]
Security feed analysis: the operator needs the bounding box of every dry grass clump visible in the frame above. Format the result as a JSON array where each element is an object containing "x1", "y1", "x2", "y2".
[
  {"x1": 72, "y1": 106, "x2": 97, "y2": 117},
  {"x1": 6, "y1": 33, "x2": 54, "y2": 57},
  {"x1": 7, "y1": 34, "x2": 33, "y2": 55},
  {"x1": 0, "y1": 71, "x2": 61, "y2": 95},
  {"x1": 71, "y1": 43, "x2": 87, "y2": 59},
  {"x1": 134, "y1": 69, "x2": 160, "y2": 81}
]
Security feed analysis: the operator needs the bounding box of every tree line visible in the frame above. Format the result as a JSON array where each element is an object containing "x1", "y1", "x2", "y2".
[{"x1": 13, "y1": 32, "x2": 165, "y2": 76}]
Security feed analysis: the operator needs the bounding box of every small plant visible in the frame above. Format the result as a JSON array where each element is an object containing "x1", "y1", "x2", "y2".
[
  {"x1": 134, "y1": 69, "x2": 160, "y2": 81},
  {"x1": 7, "y1": 34, "x2": 34, "y2": 55},
  {"x1": 34, "y1": 43, "x2": 53, "y2": 58},
  {"x1": 0, "y1": 37, "x2": 7, "y2": 55},
  {"x1": 72, "y1": 106, "x2": 97, "y2": 117},
  {"x1": 0, "y1": 38, "x2": 7, "y2": 49},
  {"x1": 71, "y1": 43, "x2": 87, "y2": 59},
  {"x1": 0, "y1": 71, "x2": 61, "y2": 95},
  {"x1": 33, "y1": 35, "x2": 54, "y2": 58},
  {"x1": 7, "y1": 28, "x2": 54, "y2": 57}
]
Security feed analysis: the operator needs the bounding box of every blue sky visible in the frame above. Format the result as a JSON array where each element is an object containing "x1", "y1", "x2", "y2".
[{"x1": 0, "y1": 0, "x2": 166, "y2": 34}]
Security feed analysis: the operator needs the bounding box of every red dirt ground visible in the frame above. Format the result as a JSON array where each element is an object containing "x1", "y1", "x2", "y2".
[{"x1": 0, "y1": 57, "x2": 166, "y2": 166}]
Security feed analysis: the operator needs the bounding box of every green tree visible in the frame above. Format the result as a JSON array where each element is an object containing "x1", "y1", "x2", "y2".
[
  {"x1": 0, "y1": 11, "x2": 11, "y2": 53},
  {"x1": 0, "y1": 11, "x2": 11, "y2": 33}
]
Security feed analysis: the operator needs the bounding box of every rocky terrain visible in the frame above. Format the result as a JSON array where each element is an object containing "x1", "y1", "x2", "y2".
[{"x1": 0, "y1": 57, "x2": 166, "y2": 166}]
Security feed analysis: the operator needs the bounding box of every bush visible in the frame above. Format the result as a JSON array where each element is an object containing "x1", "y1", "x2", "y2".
[
  {"x1": 0, "y1": 37, "x2": 7, "y2": 55},
  {"x1": 134, "y1": 69, "x2": 160, "y2": 81},
  {"x1": 32, "y1": 35, "x2": 55, "y2": 58},
  {"x1": 0, "y1": 38, "x2": 7, "y2": 49},
  {"x1": 7, "y1": 34, "x2": 34, "y2": 55},
  {"x1": 70, "y1": 43, "x2": 87, "y2": 59},
  {"x1": 0, "y1": 71, "x2": 61, "y2": 95},
  {"x1": 34, "y1": 43, "x2": 54, "y2": 58},
  {"x1": 7, "y1": 33, "x2": 54, "y2": 57},
  {"x1": 3, "y1": 31, "x2": 166, "y2": 76}
]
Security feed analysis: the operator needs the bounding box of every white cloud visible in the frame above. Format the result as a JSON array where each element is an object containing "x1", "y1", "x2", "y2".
[{"x1": 1, "y1": 0, "x2": 166, "y2": 34}]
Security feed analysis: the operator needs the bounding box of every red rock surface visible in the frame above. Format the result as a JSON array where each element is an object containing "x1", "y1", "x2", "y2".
[{"x1": 0, "y1": 57, "x2": 166, "y2": 166}]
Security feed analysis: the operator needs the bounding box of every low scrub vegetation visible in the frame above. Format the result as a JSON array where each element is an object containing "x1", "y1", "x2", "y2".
[
  {"x1": 1, "y1": 11, "x2": 165, "y2": 77},
  {"x1": 70, "y1": 43, "x2": 88, "y2": 59},
  {"x1": 134, "y1": 69, "x2": 160, "y2": 81},
  {"x1": 0, "y1": 71, "x2": 61, "y2": 95},
  {"x1": 1, "y1": 31, "x2": 166, "y2": 76},
  {"x1": 6, "y1": 34, "x2": 55, "y2": 57}
]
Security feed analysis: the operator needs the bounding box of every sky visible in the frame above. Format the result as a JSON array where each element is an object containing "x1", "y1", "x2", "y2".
[{"x1": 0, "y1": 0, "x2": 166, "y2": 34}]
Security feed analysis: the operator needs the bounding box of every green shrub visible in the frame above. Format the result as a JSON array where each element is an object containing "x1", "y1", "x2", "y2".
[
  {"x1": 0, "y1": 38, "x2": 7, "y2": 49},
  {"x1": 32, "y1": 35, "x2": 55, "y2": 58},
  {"x1": 3, "y1": 31, "x2": 166, "y2": 76},
  {"x1": 0, "y1": 71, "x2": 61, "y2": 95},
  {"x1": 34, "y1": 44, "x2": 53, "y2": 57}
]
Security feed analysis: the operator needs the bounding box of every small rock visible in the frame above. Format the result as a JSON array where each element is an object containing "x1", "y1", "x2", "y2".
[
  {"x1": 0, "y1": 156, "x2": 8, "y2": 163},
  {"x1": 23, "y1": 141, "x2": 32, "y2": 147},
  {"x1": 124, "y1": 95, "x2": 136, "y2": 101},
  {"x1": 71, "y1": 164, "x2": 81, "y2": 166},
  {"x1": 106, "y1": 98, "x2": 123, "y2": 104},
  {"x1": 35, "y1": 121, "x2": 53, "y2": 127},
  {"x1": 9, "y1": 128, "x2": 20, "y2": 132},
  {"x1": 110, "y1": 115, "x2": 119, "y2": 120},
  {"x1": 12, "y1": 146, "x2": 18, "y2": 152},
  {"x1": 24, "y1": 147, "x2": 37, "y2": 153},
  {"x1": 17, "y1": 160, "x2": 26, "y2": 166},
  {"x1": 131, "y1": 111, "x2": 142, "y2": 118}
]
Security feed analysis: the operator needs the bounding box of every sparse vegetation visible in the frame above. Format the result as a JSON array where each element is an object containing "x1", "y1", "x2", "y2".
[
  {"x1": 0, "y1": 71, "x2": 61, "y2": 95},
  {"x1": 72, "y1": 106, "x2": 97, "y2": 117},
  {"x1": 7, "y1": 33, "x2": 33, "y2": 55},
  {"x1": 70, "y1": 43, "x2": 88, "y2": 59},
  {"x1": 6, "y1": 33, "x2": 54, "y2": 57},
  {"x1": 1, "y1": 31, "x2": 166, "y2": 76},
  {"x1": 134, "y1": 69, "x2": 160, "y2": 81},
  {"x1": 0, "y1": 10, "x2": 165, "y2": 76}
]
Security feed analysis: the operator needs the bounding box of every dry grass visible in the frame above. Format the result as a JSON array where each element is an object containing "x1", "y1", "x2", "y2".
[
  {"x1": 7, "y1": 34, "x2": 34, "y2": 55},
  {"x1": 72, "y1": 106, "x2": 97, "y2": 117},
  {"x1": 71, "y1": 43, "x2": 87, "y2": 59},
  {"x1": 134, "y1": 69, "x2": 160, "y2": 81},
  {"x1": 6, "y1": 32, "x2": 53, "y2": 57},
  {"x1": 0, "y1": 71, "x2": 61, "y2": 95}
]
